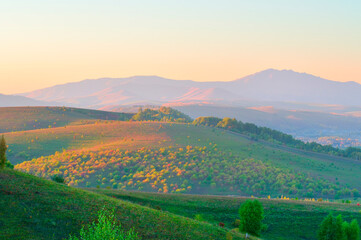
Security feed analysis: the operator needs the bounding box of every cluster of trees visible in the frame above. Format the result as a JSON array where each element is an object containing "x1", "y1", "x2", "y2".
[
  {"x1": 131, "y1": 107, "x2": 192, "y2": 123},
  {"x1": 318, "y1": 213, "x2": 360, "y2": 240},
  {"x1": 0, "y1": 135, "x2": 13, "y2": 169},
  {"x1": 193, "y1": 117, "x2": 361, "y2": 160},
  {"x1": 16, "y1": 145, "x2": 357, "y2": 198}
]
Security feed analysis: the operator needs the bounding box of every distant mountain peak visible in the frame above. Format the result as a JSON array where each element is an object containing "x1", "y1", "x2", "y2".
[{"x1": 13, "y1": 69, "x2": 361, "y2": 108}]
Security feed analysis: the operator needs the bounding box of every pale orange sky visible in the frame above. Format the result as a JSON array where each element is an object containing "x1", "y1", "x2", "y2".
[{"x1": 1, "y1": 1, "x2": 360, "y2": 94}]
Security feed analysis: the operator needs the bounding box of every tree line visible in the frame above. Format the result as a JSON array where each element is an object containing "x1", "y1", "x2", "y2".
[
  {"x1": 193, "y1": 116, "x2": 361, "y2": 160},
  {"x1": 131, "y1": 107, "x2": 192, "y2": 123}
]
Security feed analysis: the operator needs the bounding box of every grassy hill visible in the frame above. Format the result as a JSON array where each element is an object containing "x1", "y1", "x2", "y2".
[
  {"x1": 11, "y1": 122, "x2": 361, "y2": 199},
  {"x1": 0, "y1": 168, "x2": 249, "y2": 240},
  {"x1": 93, "y1": 189, "x2": 361, "y2": 240},
  {"x1": 0, "y1": 106, "x2": 133, "y2": 133},
  {"x1": 6, "y1": 121, "x2": 169, "y2": 164}
]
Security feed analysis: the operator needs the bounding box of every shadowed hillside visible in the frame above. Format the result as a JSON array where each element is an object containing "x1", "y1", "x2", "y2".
[{"x1": 0, "y1": 168, "x2": 248, "y2": 240}]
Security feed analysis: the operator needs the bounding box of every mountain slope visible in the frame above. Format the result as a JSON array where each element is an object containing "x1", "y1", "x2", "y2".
[
  {"x1": 0, "y1": 168, "x2": 247, "y2": 240},
  {"x1": 19, "y1": 69, "x2": 361, "y2": 108}
]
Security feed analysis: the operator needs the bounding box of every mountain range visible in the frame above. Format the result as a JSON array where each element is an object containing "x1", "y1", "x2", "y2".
[
  {"x1": 2, "y1": 69, "x2": 361, "y2": 141},
  {"x1": 17, "y1": 69, "x2": 361, "y2": 109}
]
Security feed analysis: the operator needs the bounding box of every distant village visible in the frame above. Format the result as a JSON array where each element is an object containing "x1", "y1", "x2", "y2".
[{"x1": 300, "y1": 136, "x2": 361, "y2": 149}]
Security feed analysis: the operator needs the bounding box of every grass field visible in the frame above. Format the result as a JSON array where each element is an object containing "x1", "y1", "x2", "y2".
[
  {"x1": 0, "y1": 168, "x2": 251, "y2": 240},
  {"x1": 93, "y1": 189, "x2": 361, "y2": 240}
]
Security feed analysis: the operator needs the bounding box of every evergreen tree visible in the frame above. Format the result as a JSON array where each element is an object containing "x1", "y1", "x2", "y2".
[
  {"x1": 239, "y1": 200, "x2": 264, "y2": 237},
  {"x1": 335, "y1": 215, "x2": 347, "y2": 240},
  {"x1": 0, "y1": 135, "x2": 7, "y2": 169},
  {"x1": 344, "y1": 219, "x2": 360, "y2": 240},
  {"x1": 318, "y1": 213, "x2": 346, "y2": 240},
  {"x1": 318, "y1": 214, "x2": 335, "y2": 240}
]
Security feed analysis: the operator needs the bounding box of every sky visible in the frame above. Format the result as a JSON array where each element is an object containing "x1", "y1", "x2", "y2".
[{"x1": 1, "y1": 0, "x2": 361, "y2": 94}]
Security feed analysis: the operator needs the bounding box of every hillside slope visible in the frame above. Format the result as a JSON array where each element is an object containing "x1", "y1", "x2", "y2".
[
  {"x1": 0, "y1": 169, "x2": 248, "y2": 240},
  {"x1": 93, "y1": 189, "x2": 361, "y2": 240},
  {"x1": 12, "y1": 122, "x2": 361, "y2": 199}
]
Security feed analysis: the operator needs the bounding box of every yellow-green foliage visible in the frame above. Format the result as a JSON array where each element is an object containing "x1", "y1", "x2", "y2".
[{"x1": 16, "y1": 146, "x2": 350, "y2": 198}]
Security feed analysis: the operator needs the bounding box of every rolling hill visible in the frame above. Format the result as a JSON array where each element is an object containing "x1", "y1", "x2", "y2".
[
  {"x1": 2, "y1": 167, "x2": 361, "y2": 240},
  {"x1": 93, "y1": 189, "x2": 361, "y2": 240},
  {"x1": 9, "y1": 120, "x2": 361, "y2": 199},
  {"x1": 0, "y1": 168, "x2": 248, "y2": 240}
]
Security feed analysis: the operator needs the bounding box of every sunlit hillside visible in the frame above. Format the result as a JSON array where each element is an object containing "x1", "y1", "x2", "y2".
[{"x1": 11, "y1": 120, "x2": 361, "y2": 199}]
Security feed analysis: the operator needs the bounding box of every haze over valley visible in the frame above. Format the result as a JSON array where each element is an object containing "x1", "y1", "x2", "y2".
[{"x1": 3, "y1": 69, "x2": 360, "y2": 147}]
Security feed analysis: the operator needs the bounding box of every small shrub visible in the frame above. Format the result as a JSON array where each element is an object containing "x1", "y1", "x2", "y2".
[
  {"x1": 68, "y1": 208, "x2": 140, "y2": 240},
  {"x1": 155, "y1": 205, "x2": 162, "y2": 211},
  {"x1": 51, "y1": 174, "x2": 65, "y2": 184}
]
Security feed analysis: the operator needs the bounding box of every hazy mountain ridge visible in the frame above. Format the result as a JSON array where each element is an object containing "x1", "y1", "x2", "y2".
[{"x1": 18, "y1": 69, "x2": 361, "y2": 108}]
